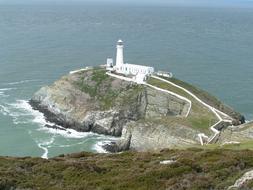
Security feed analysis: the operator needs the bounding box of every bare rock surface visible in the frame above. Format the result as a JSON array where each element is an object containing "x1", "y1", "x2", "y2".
[{"x1": 218, "y1": 121, "x2": 253, "y2": 144}]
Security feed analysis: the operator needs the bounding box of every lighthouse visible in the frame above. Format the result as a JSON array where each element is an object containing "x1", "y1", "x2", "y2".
[
  {"x1": 106, "y1": 39, "x2": 155, "y2": 83},
  {"x1": 116, "y1": 39, "x2": 124, "y2": 67}
]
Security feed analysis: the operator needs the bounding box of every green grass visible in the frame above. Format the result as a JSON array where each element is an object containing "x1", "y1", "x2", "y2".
[
  {"x1": 74, "y1": 68, "x2": 119, "y2": 110},
  {"x1": 165, "y1": 77, "x2": 221, "y2": 107},
  {"x1": 1, "y1": 149, "x2": 253, "y2": 190},
  {"x1": 158, "y1": 76, "x2": 243, "y2": 122},
  {"x1": 221, "y1": 140, "x2": 253, "y2": 150},
  {"x1": 184, "y1": 140, "x2": 253, "y2": 152},
  {"x1": 147, "y1": 78, "x2": 218, "y2": 132},
  {"x1": 91, "y1": 68, "x2": 110, "y2": 84},
  {"x1": 74, "y1": 68, "x2": 144, "y2": 110}
]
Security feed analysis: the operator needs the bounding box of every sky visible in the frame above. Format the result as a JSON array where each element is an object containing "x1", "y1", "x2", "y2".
[{"x1": 1, "y1": 0, "x2": 253, "y2": 7}]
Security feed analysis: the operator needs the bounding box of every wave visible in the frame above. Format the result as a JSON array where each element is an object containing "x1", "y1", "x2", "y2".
[
  {"x1": 6, "y1": 100, "x2": 42, "y2": 125},
  {"x1": 0, "y1": 88, "x2": 16, "y2": 98},
  {"x1": 4, "y1": 79, "x2": 39, "y2": 86},
  {"x1": 6, "y1": 100, "x2": 104, "y2": 139},
  {"x1": 0, "y1": 104, "x2": 10, "y2": 116},
  {"x1": 37, "y1": 137, "x2": 55, "y2": 159},
  {"x1": 0, "y1": 91, "x2": 9, "y2": 97},
  {"x1": 93, "y1": 141, "x2": 110, "y2": 153},
  {"x1": 2, "y1": 99, "x2": 119, "y2": 155},
  {"x1": 93, "y1": 135, "x2": 119, "y2": 153},
  {"x1": 49, "y1": 140, "x2": 88, "y2": 148},
  {"x1": 38, "y1": 127, "x2": 95, "y2": 139},
  {"x1": 0, "y1": 88, "x2": 16, "y2": 91}
]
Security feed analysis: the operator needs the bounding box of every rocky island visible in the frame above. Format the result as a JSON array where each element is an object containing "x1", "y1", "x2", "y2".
[{"x1": 29, "y1": 66, "x2": 245, "y2": 152}]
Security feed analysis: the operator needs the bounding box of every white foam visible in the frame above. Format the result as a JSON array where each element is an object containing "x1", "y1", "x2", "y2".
[
  {"x1": 94, "y1": 141, "x2": 109, "y2": 153},
  {"x1": 0, "y1": 91, "x2": 9, "y2": 97},
  {"x1": 0, "y1": 88, "x2": 16, "y2": 91},
  {"x1": 4, "y1": 99, "x2": 120, "y2": 154},
  {"x1": 0, "y1": 104, "x2": 10, "y2": 116},
  {"x1": 37, "y1": 137, "x2": 55, "y2": 159},
  {"x1": 0, "y1": 88, "x2": 16, "y2": 98},
  {"x1": 6, "y1": 100, "x2": 45, "y2": 125},
  {"x1": 49, "y1": 141, "x2": 88, "y2": 148},
  {"x1": 8, "y1": 100, "x2": 102, "y2": 140},
  {"x1": 5, "y1": 80, "x2": 38, "y2": 85},
  {"x1": 38, "y1": 127, "x2": 95, "y2": 139},
  {"x1": 93, "y1": 138, "x2": 119, "y2": 153}
]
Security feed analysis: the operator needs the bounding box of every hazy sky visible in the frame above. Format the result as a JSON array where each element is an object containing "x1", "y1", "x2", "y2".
[{"x1": 1, "y1": 0, "x2": 253, "y2": 7}]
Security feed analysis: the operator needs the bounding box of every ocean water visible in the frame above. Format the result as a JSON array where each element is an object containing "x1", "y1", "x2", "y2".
[{"x1": 0, "y1": 3, "x2": 253, "y2": 158}]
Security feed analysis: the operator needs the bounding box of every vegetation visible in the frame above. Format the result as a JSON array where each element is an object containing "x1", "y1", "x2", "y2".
[
  {"x1": 74, "y1": 68, "x2": 119, "y2": 110},
  {"x1": 1, "y1": 149, "x2": 253, "y2": 190},
  {"x1": 147, "y1": 77, "x2": 218, "y2": 132},
  {"x1": 74, "y1": 68, "x2": 144, "y2": 110},
  {"x1": 221, "y1": 140, "x2": 253, "y2": 150},
  {"x1": 75, "y1": 68, "x2": 110, "y2": 97},
  {"x1": 159, "y1": 76, "x2": 244, "y2": 123},
  {"x1": 165, "y1": 77, "x2": 222, "y2": 108}
]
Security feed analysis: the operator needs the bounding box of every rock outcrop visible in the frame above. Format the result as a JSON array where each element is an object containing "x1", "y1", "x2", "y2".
[
  {"x1": 30, "y1": 67, "x2": 244, "y2": 152},
  {"x1": 217, "y1": 121, "x2": 253, "y2": 144}
]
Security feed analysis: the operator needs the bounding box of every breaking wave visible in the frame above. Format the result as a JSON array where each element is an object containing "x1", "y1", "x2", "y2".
[
  {"x1": 0, "y1": 99, "x2": 115, "y2": 157},
  {"x1": 5, "y1": 100, "x2": 93, "y2": 138},
  {"x1": 2, "y1": 100, "x2": 41, "y2": 125},
  {"x1": 0, "y1": 88, "x2": 16, "y2": 91},
  {"x1": 93, "y1": 141, "x2": 110, "y2": 153},
  {"x1": 4, "y1": 80, "x2": 39, "y2": 86},
  {"x1": 0, "y1": 88, "x2": 16, "y2": 97},
  {"x1": 0, "y1": 81, "x2": 116, "y2": 158}
]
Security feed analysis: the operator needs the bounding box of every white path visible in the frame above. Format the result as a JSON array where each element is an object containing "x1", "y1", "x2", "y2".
[
  {"x1": 145, "y1": 83, "x2": 192, "y2": 117},
  {"x1": 151, "y1": 75, "x2": 233, "y2": 144},
  {"x1": 69, "y1": 67, "x2": 92, "y2": 74},
  {"x1": 106, "y1": 72, "x2": 135, "y2": 83},
  {"x1": 151, "y1": 75, "x2": 232, "y2": 120},
  {"x1": 106, "y1": 71, "x2": 233, "y2": 145},
  {"x1": 107, "y1": 72, "x2": 192, "y2": 117}
]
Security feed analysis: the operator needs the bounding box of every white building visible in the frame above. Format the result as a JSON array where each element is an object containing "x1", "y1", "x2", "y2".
[
  {"x1": 106, "y1": 40, "x2": 154, "y2": 83},
  {"x1": 157, "y1": 71, "x2": 173, "y2": 78}
]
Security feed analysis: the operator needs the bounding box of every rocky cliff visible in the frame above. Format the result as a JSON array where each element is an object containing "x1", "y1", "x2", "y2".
[{"x1": 30, "y1": 67, "x2": 244, "y2": 152}]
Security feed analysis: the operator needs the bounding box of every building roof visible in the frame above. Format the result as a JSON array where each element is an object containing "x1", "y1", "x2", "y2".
[{"x1": 117, "y1": 39, "x2": 123, "y2": 46}]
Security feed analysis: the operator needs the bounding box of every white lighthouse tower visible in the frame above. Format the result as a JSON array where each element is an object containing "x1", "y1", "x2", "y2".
[
  {"x1": 116, "y1": 39, "x2": 124, "y2": 67},
  {"x1": 106, "y1": 39, "x2": 155, "y2": 83}
]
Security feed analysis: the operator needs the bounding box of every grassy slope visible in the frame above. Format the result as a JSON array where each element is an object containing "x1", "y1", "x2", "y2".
[
  {"x1": 166, "y1": 77, "x2": 222, "y2": 108},
  {"x1": 74, "y1": 68, "x2": 144, "y2": 111},
  {"x1": 74, "y1": 68, "x2": 117, "y2": 110},
  {"x1": 147, "y1": 78, "x2": 218, "y2": 133},
  {"x1": 162, "y1": 77, "x2": 243, "y2": 122},
  {"x1": 1, "y1": 149, "x2": 253, "y2": 190}
]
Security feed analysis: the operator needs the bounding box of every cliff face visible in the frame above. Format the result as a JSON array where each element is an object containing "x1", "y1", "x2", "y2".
[
  {"x1": 217, "y1": 121, "x2": 253, "y2": 144},
  {"x1": 30, "y1": 67, "x2": 244, "y2": 151},
  {"x1": 31, "y1": 68, "x2": 144, "y2": 136}
]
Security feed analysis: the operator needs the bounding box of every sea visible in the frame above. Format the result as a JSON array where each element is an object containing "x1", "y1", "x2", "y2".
[{"x1": 0, "y1": 3, "x2": 253, "y2": 158}]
